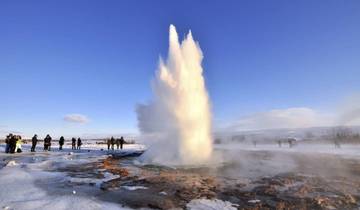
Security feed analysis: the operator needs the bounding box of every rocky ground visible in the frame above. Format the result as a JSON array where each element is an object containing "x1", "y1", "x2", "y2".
[{"x1": 54, "y1": 152, "x2": 360, "y2": 210}]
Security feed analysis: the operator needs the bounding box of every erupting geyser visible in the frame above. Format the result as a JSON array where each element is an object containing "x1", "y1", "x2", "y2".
[{"x1": 136, "y1": 25, "x2": 212, "y2": 165}]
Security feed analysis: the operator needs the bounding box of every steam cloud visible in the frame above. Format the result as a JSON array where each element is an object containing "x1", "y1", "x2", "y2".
[
  {"x1": 136, "y1": 25, "x2": 212, "y2": 165},
  {"x1": 338, "y1": 95, "x2": 360, "y2": 125}
]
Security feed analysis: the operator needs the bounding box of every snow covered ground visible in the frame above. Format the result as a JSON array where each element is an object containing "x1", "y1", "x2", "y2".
[
  {"x1": 0, "y1": 145, "x2": 136, "y2": 210},
  {"x1": 0, "y1": 143, "x2": 236, "y2": 210}
]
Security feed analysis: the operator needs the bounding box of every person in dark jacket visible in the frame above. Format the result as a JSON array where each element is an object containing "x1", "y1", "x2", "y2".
[
  {"x1": 9, "y1": 134, "x2": 17, "y2": 153},
  {"x1": 48, "y1": 135, "x2": 52, "y2": 151},
  {"x1": 44, "y1": 134, "x2": 52, "y2": 151},
  {"x1": 110, "y1": 136, "x2": 115, "y2": 150},
  {"x1": 107, "y1": 138, "x2": 111, "y2": 150},
  {"x1": 119, "y1": 136, "x2": 125, "y2": 150},
  {"x1": 59, "y1": 136, "x2": 65, "y2": 150},
  {"x1": 77, "y1": 138, "x2": 82, "y2": 150},
  {"x1": 5, "y1": 133, "x2": 12, "y2": 153},
  {"x1": 31, "y1": 134, "x2": 38, "y2": 152},
  {"x1": 71, "y1": 137, "x2": 76, "y2": 150},
  {"x1": 116, "y1": 138, "x2": 120, "y2": 150},
  {"x1": 288, "y1": 139, "x2": 294, "y2": 148},
  {"x1": 43, "y1": 136, "x2": 47, "y2": 151}
]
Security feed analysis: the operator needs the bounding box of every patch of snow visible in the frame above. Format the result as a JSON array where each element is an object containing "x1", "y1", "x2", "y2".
[
  {"x1": 187, "y1": 199, "x2": 238, "y2": 210},
  {"x1": 6, "y1": 160, "x2": 18, "y2": 167},
  {"x1": 103, "y1": 171, "x2": 120, "y2": 180},
  {"x1": 159, "y1": 191, "x2": 167, "y2": 195},
  {"x1": 121, "y1": 186, "x2": 148, "y2": 191},
  {"x1": 248, "y1": 199, "x2": 261, "y2": 203},
  {"x1": 67, "y1": 172, "x2": 120, "y2": 187},
  {"x1": 0, "y1": 145, "x2": 136, "y2": 210}
]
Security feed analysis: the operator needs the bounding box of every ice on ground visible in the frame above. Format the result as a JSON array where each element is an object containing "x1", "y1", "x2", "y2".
[
  {"x1": 0, "y1": 160, "x2": 131, "y2": 209},
  {"x1": 248, "y1": 199, "x2": 261, "y2": 203},
  {"x1": 0, "y1": 143, "x2": 146, "y2": 210},
  {"x1": 186, "y1": 199, "x2": 238, "y2": 210},
  {"x1": 5, "y1": 160, "x2": 18, "y2": 167},
  {"x1": 121, "y1": 186, "x2": 148, "y2": 191},
  {"x1": 67, "y1": 171, "x2": 120, "y2": 187}
]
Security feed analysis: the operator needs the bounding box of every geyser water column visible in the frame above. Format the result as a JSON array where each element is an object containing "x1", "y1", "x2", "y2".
[{"x1": 136, "y1": 25, "x2": 213, "y2": 165}]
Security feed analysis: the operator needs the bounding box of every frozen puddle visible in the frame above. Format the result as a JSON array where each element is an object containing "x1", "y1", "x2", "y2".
[
  {"x1": 121, "y1": 186, "x2": 148, "y2": 191},
  {"x1": 187, "y1": 199, "x2": 238, "y2": 210},
  {"x1": 67, "y1": 171, "x2": 120, "y2": 187},
  {"x1": 248, "y1": 199, "x2": 261, "y2": 204}
]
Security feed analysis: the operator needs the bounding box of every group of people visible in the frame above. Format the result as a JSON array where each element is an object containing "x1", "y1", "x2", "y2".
[
  {"x1": 30, "y1": 134, "x2": 52, "y2": 152},
  {"x1": 107, "y1": 136, "x2": 125, "y2": 150},
  {"x1": 5, "y1": 133, "x2": 23, "y2": 153},
  {"x1": 5, "y1": 134, "x2": 83, "y2": 153},
  {"x1": 39, "y1": 135, "x2": 82, "y2": 151},
  {"x1": 4, "y1": 134, "x2": 127, "y2": 153},
  {"x1": 71, "y1": 137, "x2": 82, "y2": 150},
  {"x1": 30, "y1": 134, "x2": 81, "y2": 152}
]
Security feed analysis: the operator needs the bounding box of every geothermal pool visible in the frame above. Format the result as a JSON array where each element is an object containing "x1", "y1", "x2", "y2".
[{"x1": 1, "y1": 142, "x2": 360, "y2": 209}]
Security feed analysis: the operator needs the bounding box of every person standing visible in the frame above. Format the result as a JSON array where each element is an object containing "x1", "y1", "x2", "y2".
[
  {"x1": 77, "y1": 138, "x2": 82, "y2": 150},
  {"x1": 59, "y1": 136, "x2": 65, "y2": 150},
  {"x1": 5, "y1": 133, "x2": 12, "y2": 153},
  {"x1": 71, "y1": 137, "x2": 76, "y2": 150},
  {"x1": 107, "y1": 138, "x2": 111, "y2": 150},
  {"x1": 116, "y1": 138, "x2": 120, "y2": 150},
  {"x1": 44, "y1": 134, "x2": 52, "y2": 151},
  {"x1": 15, "y1": 135, "x2": 22, "y2": 153},
  {"x1": 43, "y1": 135, "x2": 47, "y2": 151},
  {"x1": 110, "y1": 136, "x2": 115, "y2": 150},
  {"x1": 43, "y1": 135, "x2": 48, "y2": 151},
  {"x1": 119, "y1": 136, "x2": 125, "y2": 150},
  {"x1": 288, "y1": 139, "x2": 294, "y2": 148},
  {"x1": 31, "y1": 134, "x2": 38, "y2": 152},
  {"x1": 48, "y1": 135, "x2": 52, "y2": 151},
  {"x1": 9, "y1": 135, "x2": 17, "y2": 153}
]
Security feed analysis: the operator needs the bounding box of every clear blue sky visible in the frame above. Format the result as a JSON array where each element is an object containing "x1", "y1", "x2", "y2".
[{"x1": 1, "y1": 0, "x2": 360, "y2": 137}]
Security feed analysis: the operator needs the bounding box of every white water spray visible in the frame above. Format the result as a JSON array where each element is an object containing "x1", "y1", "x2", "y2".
[{"x1": 136, "y1": 25, "x2": 212, "y2": 165}]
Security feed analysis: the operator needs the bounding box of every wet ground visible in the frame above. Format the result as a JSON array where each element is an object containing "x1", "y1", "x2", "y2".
[
  {"x1": 1, "y1": 144, "x2": 360, "y2": 209},
  {"x1": 40, "y1": 147, "x2": 360, "y2": 210}
]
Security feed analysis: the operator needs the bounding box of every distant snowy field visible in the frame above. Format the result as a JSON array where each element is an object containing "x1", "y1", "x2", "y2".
[{"x1": 215, "y1": 143, "x2": 360, "y2": 159}]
